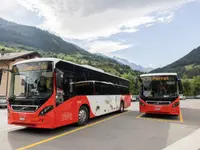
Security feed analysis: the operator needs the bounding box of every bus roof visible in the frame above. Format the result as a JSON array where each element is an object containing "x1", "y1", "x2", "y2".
[
  {"x1": 14, "y1": 57, "x2": 129, "y2": 82},
  {"x1": 14, "y1": 57, "x2": 61, "y2": 65},
  {"x1": 140, "y1": 73, "x2": 177, "y2": 77}
]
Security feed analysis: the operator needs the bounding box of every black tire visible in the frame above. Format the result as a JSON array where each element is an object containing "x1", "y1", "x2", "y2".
[
  {"x1": 119, "y1": 101, "x2": 124, "y2": 113},
  {"x1": 145, "y1": 113, "x2": 151, "y2": 116},
  {"x1": 77, "y1": 106, "x2": 89, "y2": 126}
]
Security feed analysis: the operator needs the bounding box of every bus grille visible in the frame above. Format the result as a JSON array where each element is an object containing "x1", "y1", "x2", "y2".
[
  {"x1": 146, "y1": 101, "x2": 171, "y2": 105},
  {"x1": 11, "y1": 105, "x2": 38, "y2": 112}
]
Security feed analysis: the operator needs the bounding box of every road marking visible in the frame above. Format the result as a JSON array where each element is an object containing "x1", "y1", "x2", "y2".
[
  {"x1": 162, "y1": 128, "x2": 200, "y2": 150},
  {"x1": 17, "y1": 111, "x2": 130, "y2": 150},
  {"x1": 179, "y1": 110, "x2": 184, "y2": 123},
  {"x1": 136, "y1": 113, "x2": 144, "y2": 119},
  {"x1": 136, "y1": 110, "x2": 184, "y2": 123}
]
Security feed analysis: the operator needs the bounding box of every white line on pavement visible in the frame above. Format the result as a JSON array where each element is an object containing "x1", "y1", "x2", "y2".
[
  {"x1": 0, "y1": 126, "x2": 23, "y2": 132},
  {"x1": 162, "y1": 128, "x2": 200, "y2": 150}
]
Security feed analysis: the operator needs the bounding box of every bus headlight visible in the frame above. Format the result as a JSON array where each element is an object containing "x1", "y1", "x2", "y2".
[
  {"x1": 39, "y1": 105, "x2": 54, "y2": 116},
  {"x1": 172, "y1": 102, "x2": 179, "y2": 107}
]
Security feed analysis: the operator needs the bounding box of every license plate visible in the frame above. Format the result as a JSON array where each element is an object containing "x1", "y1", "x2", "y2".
[
  {"x1": 155, "y1": 107, "x2": 161, "y2": 110},
  {"x1": 19, "y1": 117, "x2": 25, "y2": 121}
]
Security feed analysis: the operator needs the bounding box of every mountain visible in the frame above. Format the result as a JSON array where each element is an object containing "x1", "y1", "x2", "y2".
[
  {"x1": 0, "y1": 18, "x2": 142, "y2": 94},
  {"x1": 0, "y1": 18, "x2": 89, "y2": 55},
  {"x1": 95, "y1": 53, "x2": 153, "y2": 72},
  {"x1": 151, "y1": 46, "x2": 200, "y2": 78},
  {"x1": 113, "y1": 56, "x2": 153, "y2": 72},
  {"x1": 95, "y1": 53, "x2": 111, "y2": 59}
]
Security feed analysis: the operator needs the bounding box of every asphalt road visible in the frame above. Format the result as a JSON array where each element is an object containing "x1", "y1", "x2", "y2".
[
  {"x1": 0, "y1": 108, "x2": 15, "y2": 131},
  {"x1": 0, "y1": 99, "x2": 200, "y2": 150}
]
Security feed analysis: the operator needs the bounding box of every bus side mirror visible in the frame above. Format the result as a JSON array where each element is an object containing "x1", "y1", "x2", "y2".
[
  {"x1": 55, "y1": 69, "x2": 64, "y2": 89},
  {"x1": 0, "y1": 69, "x2": 2, "y2": 85},
  {"x1": 178, "y1": 80, "x2": 183, "y2": 94}
]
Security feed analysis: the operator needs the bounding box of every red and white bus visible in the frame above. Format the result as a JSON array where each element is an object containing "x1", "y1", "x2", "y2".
[
  {"x1": 137, "y1": 73, "x2": 183, "y2": 116},
  {"x1": 0, "y1": 58, "x2": 131, "y2": 129}
]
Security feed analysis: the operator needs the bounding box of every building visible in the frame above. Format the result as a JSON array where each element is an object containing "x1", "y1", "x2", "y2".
[{"x1": 0, "y1": 51, "x2": 41, "y2": 96}]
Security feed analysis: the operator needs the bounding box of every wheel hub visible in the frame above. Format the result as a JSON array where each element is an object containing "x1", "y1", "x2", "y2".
[{"x1": 79, "y1": 109, "x2": 87, "y2": 122}]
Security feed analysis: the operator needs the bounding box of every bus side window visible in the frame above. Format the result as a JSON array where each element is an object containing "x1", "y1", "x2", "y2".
[
  {"x1": 101, "y1": 85, "x2": 108, "y2": 95},
  {"x1": 110, "y1": 85, "x2": 116, "y2": 95},
  {"x1": 122, "y1": 87, "x2": 129, "y2": 95},
  {"x1": 76, "y1": 83, "x2": 94, "y2": 95},
  {"x1": 94, "y1": 83, "x2": 102, "y2": 95},
  {"x1": 85, "y1": 83, "x2": 95, "y2": 95}
]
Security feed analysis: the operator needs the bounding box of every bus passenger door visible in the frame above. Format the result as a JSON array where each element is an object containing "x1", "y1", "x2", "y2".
[{"x1": 55, "y1": 70, "x2": 75, "y2": 127}]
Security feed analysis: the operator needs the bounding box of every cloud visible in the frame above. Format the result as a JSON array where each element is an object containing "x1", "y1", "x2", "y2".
[
  {"x1": 87, "y1": 41, "x2": 133, "y2": 53},
  {"x1": 148, "y1": 64, "x2": 154, "y2": 68},
  {"x1": 9, "y1": 0, "x2": 195, "y2": 40},
  {"x1": 0, "y1": 0, "x2": 44, "y2": 26}
]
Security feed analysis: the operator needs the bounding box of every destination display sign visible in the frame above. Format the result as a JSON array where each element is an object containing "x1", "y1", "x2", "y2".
[
  {"x1": 152, "y1": 76, "x2": 169, "y2": 81},
  {"x1": 141, "y1": 76, "x2": 175, "y2": 81},
  {"x1": 13, "y1": 61, "x2": 52, "y2": 73}
]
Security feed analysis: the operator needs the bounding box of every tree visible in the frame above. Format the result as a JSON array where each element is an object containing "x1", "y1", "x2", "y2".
[
  {"x1": 122, "y1": 73, "x2": 139, "y2": 95},
  {"x1": 182, "y1": 79, "x2": 193, "y2": 96},
  {"x1": 192, "y1": 76, "x2": 200, "y2": 95}
]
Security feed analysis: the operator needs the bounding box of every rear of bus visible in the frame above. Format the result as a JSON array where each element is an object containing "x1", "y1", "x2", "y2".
[{"x1": 138, "y1": 73, "x2": 183, "y2": 116}]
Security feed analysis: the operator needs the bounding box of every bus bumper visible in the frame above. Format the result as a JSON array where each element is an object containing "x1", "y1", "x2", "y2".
[
  {"x1": 139, "y1": 100, "x2": 180, "y2": 116},
  {"x1": 8, "y1": 110, "x2": 55, "y2": 129}
]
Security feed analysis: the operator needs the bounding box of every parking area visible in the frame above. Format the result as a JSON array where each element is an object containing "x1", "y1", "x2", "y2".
[{"x1": 0, "y1": 99, "x2": 200, "y2": 150}]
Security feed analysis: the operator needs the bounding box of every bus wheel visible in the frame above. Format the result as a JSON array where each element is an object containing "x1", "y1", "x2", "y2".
[
  {"x1": 119, "y1": 101, "x2": 124, "y2": 113},
  {"x1": 77, "y1": 106, "x2": 89, "y2": 126}
]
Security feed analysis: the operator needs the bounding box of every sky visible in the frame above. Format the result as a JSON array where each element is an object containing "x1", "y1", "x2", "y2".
[{"x1": 0, "y1": 0, "x2": 200, "y2": 68}]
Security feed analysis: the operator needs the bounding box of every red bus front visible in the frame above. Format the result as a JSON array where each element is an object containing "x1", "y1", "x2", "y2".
[
  {"x1": 139, "y1": 97, "x2": 180, "y2": 115},
  {"x1": 138, "y1": 74, "x2": 182, "y2": 116},
  {"x1": 7, "y1": 61, "x2": 58, "y2": 128}
]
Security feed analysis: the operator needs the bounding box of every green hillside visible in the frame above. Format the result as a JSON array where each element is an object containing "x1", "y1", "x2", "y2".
[
  {"x1": 0, "y1": 44, "x2": 141, "y2": 95},
  {"x1": 151, "y1": 46, "x2": 200, "y2": 78},
  {"x1": 0, "y1": 18, "x2": 143, "y2": 94},
  {"x1": 151, "y1": 46, "x2": 200, "y2": 96},
  {"x1": 0, "y1": 18, "x2": 89, "y2": 55}
]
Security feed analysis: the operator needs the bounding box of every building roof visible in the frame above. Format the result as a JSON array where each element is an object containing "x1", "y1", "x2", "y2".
[
  {"x1": 140, "y1": 73, "x2": 177, "y2": 77},
  {"x1": 0, "y1": 51, "x2": 40, "y2": 61}
]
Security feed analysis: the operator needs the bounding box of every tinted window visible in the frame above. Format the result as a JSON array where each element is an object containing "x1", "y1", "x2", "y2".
[
  {"x1": 93, "y1": 82, "x2": 129, "y2": 95},
  {"x1": 76, "y1": 82, "x2": 94, "y2": 95}
]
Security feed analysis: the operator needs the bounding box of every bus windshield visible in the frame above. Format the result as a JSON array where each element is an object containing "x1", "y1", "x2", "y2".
[
  {"x1": 10, "y1": 61, "x2": 53, "y2": 100},
  {"x1": 140, "y1": 76, "x2": 178, "y2": 98}
]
